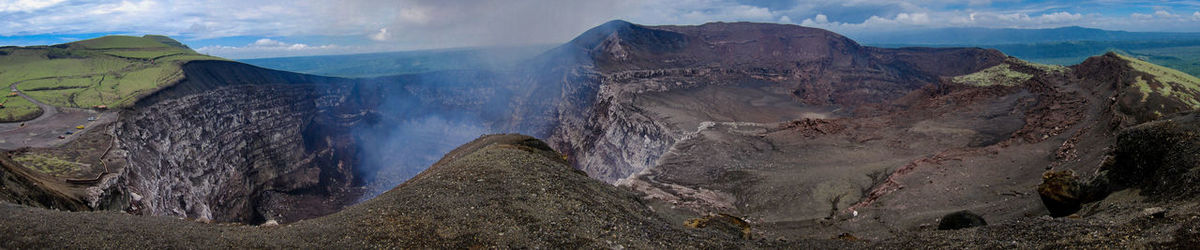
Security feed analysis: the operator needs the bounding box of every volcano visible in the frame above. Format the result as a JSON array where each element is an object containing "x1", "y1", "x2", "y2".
[{"x1": 2, "y1": 21, "x2": 1200, "y2": 248}]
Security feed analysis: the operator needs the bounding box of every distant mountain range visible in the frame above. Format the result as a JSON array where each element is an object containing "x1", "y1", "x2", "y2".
[
  {"x1": 844, "y1": 26, "x2": 1200, "y2": 77},
  {"x1": 850, "y1": 26, "x2": 1200, "y2": 45}
]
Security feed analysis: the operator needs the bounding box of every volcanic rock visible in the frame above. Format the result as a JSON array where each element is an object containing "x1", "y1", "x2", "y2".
[
  {"x1": 0, "y1": 135, "x2": 761, "y2": 248},
  {"x1": 936, "y1": 210, "x2": 987, "y2": 230}
]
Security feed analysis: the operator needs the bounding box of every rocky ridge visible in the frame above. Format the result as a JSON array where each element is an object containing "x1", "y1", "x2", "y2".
[{"x1": 2, "y1": 20, "x2": 1200, "y2": 248}]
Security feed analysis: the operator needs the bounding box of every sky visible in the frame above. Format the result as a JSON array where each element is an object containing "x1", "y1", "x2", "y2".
[{"x1": 1, "y1": 0, "x2": 1199, "y2": 59}]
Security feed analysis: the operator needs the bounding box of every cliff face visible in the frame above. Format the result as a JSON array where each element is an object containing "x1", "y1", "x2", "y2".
[
  {"x1": 540, "y1": 22, "x2": 1200, "y2": 243},
  {"x1": 0, "y1": 135, "x2": 770, "y2": 249},
  {"x1": 545, "y1": 21, "x2": 1006, "y2": 183},
  {"x1": 4, "y1": 21, "x2": 1200, "y2": 248},
  {"x1": 115, "y1": 61, "x2": 371, "y2": 223}
]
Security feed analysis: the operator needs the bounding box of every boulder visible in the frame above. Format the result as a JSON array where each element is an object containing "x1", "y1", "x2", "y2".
[
  {"x1": 1038, "y1": 170, "x2": 1083, "y2": 217},
  {"x1": 937, "y1": 210, "x2": 987, "y2": 230}
]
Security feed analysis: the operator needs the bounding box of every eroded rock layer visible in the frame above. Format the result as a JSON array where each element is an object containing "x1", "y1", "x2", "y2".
[
  {"x1": 547, "y1": 21, "x2": 1005, "y2": 184},
  {"x1": 107, "y1": 61, "x2": 375, "y2": 223}
]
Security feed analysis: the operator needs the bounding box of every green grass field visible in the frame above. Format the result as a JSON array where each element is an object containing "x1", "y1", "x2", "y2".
[
  {"x1": 13, "y1": 153, "x2": 82, "y2": 176},
  {"x1": 0, "y1": 95, "x2": 42, "y2": 121},
  {"x1": 0, "y1": 35, "x2": 224, "y2": 121},
  {"x1": 102, "y1": 49, "x2": 191, "y2": 59},
  {"x1": 72, "y1": 36, "x2": 173, "y2": 49}
]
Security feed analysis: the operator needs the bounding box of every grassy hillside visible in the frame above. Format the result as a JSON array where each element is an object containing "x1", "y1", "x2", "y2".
[
  {"x1": 1117, "y1": 53, "x2": 1200, "y2": 110},
  {"x1": 0, "y1": 96, "x2": 40, "y2": 121},
  {"x1": 0, "y1": 35, "x2": 224, "y2": 121},
  {"x1": 952, "y1": 57, "x2": 1066, "y2": 87}
]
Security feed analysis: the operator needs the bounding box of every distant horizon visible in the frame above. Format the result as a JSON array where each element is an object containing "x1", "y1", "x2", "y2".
[
  {"x1": 2, "y1": 0, "x2": 1198, "y2": 58},
  {"x1": 9, "y1": 23, "x2": 1200, "y2": 60}
]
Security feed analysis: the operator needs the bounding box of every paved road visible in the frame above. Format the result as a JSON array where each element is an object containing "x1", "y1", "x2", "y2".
[
  {"x1": 5, "y1": 81, "x2": 59, "y2": 124},
  {"x1": 0, "y1": 81, "x2": 112, "y2": 150}
]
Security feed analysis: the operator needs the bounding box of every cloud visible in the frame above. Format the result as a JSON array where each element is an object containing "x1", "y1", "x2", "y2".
[
  {"x1": 802, "y1": 10, "x2": 1093, "y2": 35},
  {"x1": 803, "y1": 12, "x2": 933, "y2": 30},
  {"x1": 634, "y1": 0, "x2": 780, "y2": 25},
  {"x1": 1155, "y1": 10, "x2": 1180, "y2": 19},
  {"x1": 0, "y1": 0, "x2": 65, "y2": 12},
  {"x1": 814, "y1": 14, "x2": 828, "y2": 23},
  {"x1": 778, "y1": 15, "x2": 793, "y2": 24},
  {"x1": 196, "y1": 38, "x2": 339, "y2": 59},
  {"x1": 4, "y1": 0, "x2": 1200, "y2": 58},
  {"x1": 368, "y1": 28, "x2": 390, "y2": 41},
  {"x1": 892, "y1": 13, "x2": 930, "y2": 24},
  {"x1": 1132, "y1": 10, "x2": 1188, "y2": 20},
  {"x1": 397, "y1": 6, "x2": 431, "y2": 24},
  {"x1": 990, "y1": 11, "x2": 1082, "y2": 23},
  {"x1": 88, "y1": 0, "x2": 157, "y2": 15},
  {"x1": 247, "y1": 38, "x2": 337, "y2": 51},
  {"x1": 1040, "y1": 11, "x2": 1084, "y2": 22}
]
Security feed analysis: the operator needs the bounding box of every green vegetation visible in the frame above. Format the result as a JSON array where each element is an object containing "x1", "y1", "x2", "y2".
[
  {"x1": 72, "y1": 36, "x2": 172, "y2": 49},
  {"x1": 953, "y1": 63, "x2": 1030, "y2": 87},
  {"x1": 102, "y1": 50, "x2": 190, "y2": 59},
  {"x1": 156, "y1": 54, "x2": 226, "y2": 62},
  {"x1": 1126, "y1": 46, "x2": 1200, "y2": 83},
  {"x1": 1117, "y1": 53, "x2": 1200, "y2": 108},
  {"x1": 13, "y1": 153, "x2": 82, "y2": 176},
  {"x1": 142, "y1": 35, "x2": 190, "y2": 49},
  {"x1": 0, "y1": 96, "x2": 41, "y2": 121},
  {"x1": 0, "y1": 35, "x2": 225, "y2": 121},
  {"x1": 19, "y1": 77, "x2": 98, "y2": 90},
  {"x1": 952, "y1": 58, "x2": 1066, "y2": 87}
]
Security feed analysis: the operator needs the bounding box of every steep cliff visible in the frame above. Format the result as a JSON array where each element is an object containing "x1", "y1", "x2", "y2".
[
  {"x1": 114, "y1": 61, "x2": 374, "y2": 223},
  {"x1": 4, "y1": 21, "x2": 1199, "y2": 247},
  {"x1": 542, "y1": 21, "x2": 1200, "y2": 244},
  {"x1": 5, "y1": 133, "x2": 1200, "y2": 248},
  {"x1": 0, "y1": 135, "x2": 770, "y2": 248},
  {"x1": 546, "y1": 21, "x2": 1006, "y2": 182}
]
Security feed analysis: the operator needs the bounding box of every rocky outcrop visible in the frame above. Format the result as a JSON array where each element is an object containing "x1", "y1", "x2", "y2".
[
  {"x1": 7, "y1": 133, "x2": 1200, "y2": 248},
  {"x1": 936, "y1": 210, "x2": 987, "y2": 230},
  {"x1": 1104, "y1": 111, "x2": 1200, "y2": 199},
  {"x1": 0, "y1": 135, "x2": 766, "y2": 248},
  {"x1": 547, "y1": 21, "x2": 1006, "y2": 184},
  {"x1": 6, "y1": 21, "x2": 1200, "y2": 248},
  {"x1": 1073, "y1": 52, "x2": 1200, "y2": 125},
  {"x1": 0, "y1": 153, "x2": 90, "y2": 211},
  {"x1": 113, "y1": 61, "x2": 372, "y2": 223},
  {"x1": 1038, "y1": 170, "x2": 1085, "y2": 217},
  {"x1": 117, "y1": 83, "x2": 365, "y2": 223},
  {"x1": 542, "y1": 21, "x2": 1200, "y2": 243},
  {"x1": 560, "y1": 97, "x2": 676, "y2": 182}
]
